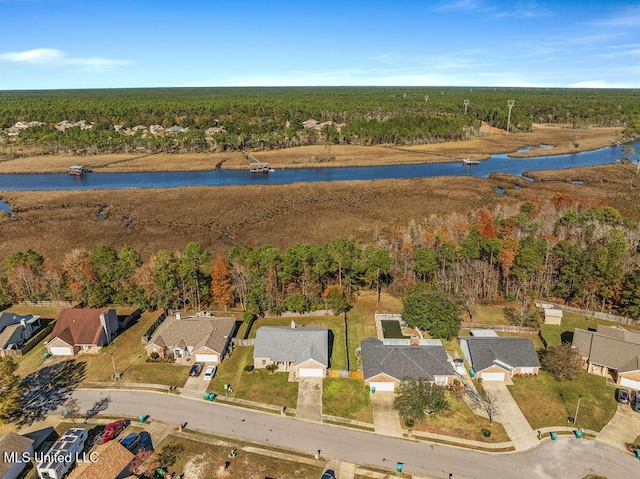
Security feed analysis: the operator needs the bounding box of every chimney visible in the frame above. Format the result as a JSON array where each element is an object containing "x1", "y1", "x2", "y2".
[
  {"x1": 291, "y1": 319, "x2": 296, "y2": 329},
  {"x1": 176, "y1": 312, "x2": 182, "y2": 321},
  {"x1": 99, "y1": 313, "x2": 110, "y2": 341}
]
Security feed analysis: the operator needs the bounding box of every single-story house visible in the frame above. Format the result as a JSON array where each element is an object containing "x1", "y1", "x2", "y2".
[
  {"x1": 253, "y1": 324, "x2": 329, "y2": 378},
  {"x1": 0, "y1": 312, "x2": 41, "y2": 357},
  {"x1": 572, "y1": 325, "x2": 640, "y2": 390},
  {"x1": 145, "y1": 314, "x2": 237, "y2": 363},
  {"x1": 67, "y1": 440, "x2": 134, "y2": 479},
  {"x1": 46, "y1": 308, "x2": 118, "y2": 356},
  {"x1": 460, "y1": 336, "x2": 540, "y2": 381},
  {"x1": 0, "y1": 432, "x2": 34, "y2": 479},
  {"x1": 544, "y1": 308, "x2": 563, "y2": 325},
  {"x1": 360, "y1": 338, "x2": 457, "y2": 392}
]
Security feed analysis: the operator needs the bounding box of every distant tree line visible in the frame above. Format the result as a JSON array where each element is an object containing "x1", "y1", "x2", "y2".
[
  {"x1": 2, "y1": 87, "x2": 639, "y2": 155},
  {"x1": 2, "y1": 195, "x2": 640, "y2": 322}
]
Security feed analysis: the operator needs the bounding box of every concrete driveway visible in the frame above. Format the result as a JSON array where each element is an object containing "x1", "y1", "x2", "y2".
[
  {"x1": 180, "y1": 369, "x2": 211, "y2": 399},
  {"x1": 481, "y1": 381, "x2": 537, "y2": 450},
  {"x1": 370, "y1": 392, "x2": 403, "y2": 437},
  {"x1": 296, "y1": 377, "x2": 323, "y2": 421},
  {"x1": 597, "y1": 403, "x2": 640, "y2": 451}
]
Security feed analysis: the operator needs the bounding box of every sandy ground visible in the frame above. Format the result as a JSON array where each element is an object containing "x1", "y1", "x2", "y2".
[{"x1": 0, "y1": 124, "x2": 623, "y2": 174}]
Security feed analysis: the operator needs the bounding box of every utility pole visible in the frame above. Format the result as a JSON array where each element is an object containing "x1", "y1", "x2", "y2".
[
  {"x1": 506, "y1": 100, "x2": 515, "y2": 135},
  {"x1": 574, "y1": 394, "x2": 582, "y2": 426},
  {"x1": 463, "y1": 99, "x2": 469, "y2": 115}
]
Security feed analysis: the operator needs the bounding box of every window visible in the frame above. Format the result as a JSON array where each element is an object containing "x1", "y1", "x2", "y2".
[
  {"x1": 434, "y1": 376, "x2": 447, "y2": 386},
  {"x1": 261, "y1": 359, "x2": 266, "y2": 365}
]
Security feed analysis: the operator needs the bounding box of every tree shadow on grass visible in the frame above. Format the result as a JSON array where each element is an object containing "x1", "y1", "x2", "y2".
[{"x1": 12, "y1": 359, "x2": 86, "y2": 427}]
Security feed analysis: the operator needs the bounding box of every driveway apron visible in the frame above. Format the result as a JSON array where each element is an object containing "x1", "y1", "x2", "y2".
[
  {"x1": 597, "y1": 403, "x2": 640, "y2": 451},
  {"x1": 370, "y1": 391, "x2": 404, "y2": 437},
  {"x1": 481, "y1": 381, "x2": 537, "y2": 451},
  {"x1": 296, "y1": 377, "x2": 323, "y2": 421}
]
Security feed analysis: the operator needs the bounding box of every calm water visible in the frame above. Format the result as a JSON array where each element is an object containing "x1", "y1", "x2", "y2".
[{"x1": 0, "y1": 142, "x2": 636, "y2": 191}]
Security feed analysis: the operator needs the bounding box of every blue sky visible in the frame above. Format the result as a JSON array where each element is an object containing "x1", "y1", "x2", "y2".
[{"x1": 0, "y1": 0, "x2": 639, "y2": 90}]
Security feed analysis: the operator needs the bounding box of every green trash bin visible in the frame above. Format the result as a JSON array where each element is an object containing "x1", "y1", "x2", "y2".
[
  {"x1": 371, "y1": 386, "x2": 376, "y2": 393},
  {"x1": 396, "y1": 462, "x2": 403, "y2": 472},
  {"x1": 550, "y1": 432, "x2": 558, "y2": 440},
  {"x1": 43, "y1": 352, "x2": 49, "y2": 359},
  {"x1": 635, "y1": 449, "x2": 640, "y2": 460},
  {"x1": 139, "y1": 415, "x2": 146, "y2": 423},
  {"x1": 574, "y1": 430, "x2": 582, "y2": 439}
]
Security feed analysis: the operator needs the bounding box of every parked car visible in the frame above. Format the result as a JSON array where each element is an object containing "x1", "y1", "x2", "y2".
[
  {"x1": 94, "y1": 419, "x2": 130, "y2": 444},
  {"x1": 119, "y1": 432, "x2": 140, "y2": 451},
  {"x1": 189, "y1": 362, "x2": 204, "y2": 377},
  {"x1": 320, "y1": 470, "x2": 336, "y2": 479},
  {"x1": 203, "y1": 365, "x2": 217, "y2": 381},
  {"x1": 618, "y1": 388, "x2": 631, "y2": 404}
]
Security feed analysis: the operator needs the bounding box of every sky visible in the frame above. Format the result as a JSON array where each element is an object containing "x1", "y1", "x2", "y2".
[{"x1": 0, "y1": 0, "x2": 639, "y2": 90}]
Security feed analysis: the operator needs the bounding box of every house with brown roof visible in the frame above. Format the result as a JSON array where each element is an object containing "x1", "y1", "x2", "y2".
[
  {"x1": 572, "y1": 325, "x2": 640, "y2": 390},
  {"x1": 0, "y1": 432, "x2": 34, "y2": 479},
  {"x1": 46, "y1": 308, "x2": 118, "y2": 356},
  {"x1": 67, "y1": 441, "x2": 134, "y2": 479},
  {"x1": 145, "y1": 313, "x2": 238, "y2": 363}
]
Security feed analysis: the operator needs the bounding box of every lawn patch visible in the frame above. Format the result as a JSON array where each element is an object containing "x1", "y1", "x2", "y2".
[
  {"x1": 509, "y1": 370, "x2": 617, "y2": 432},
  {"x1": 323, "y1": 377, "x2": 372, "y2": 423},
  {"x1": 539, "y1": 311, "x2": 640, "y2": 347}
]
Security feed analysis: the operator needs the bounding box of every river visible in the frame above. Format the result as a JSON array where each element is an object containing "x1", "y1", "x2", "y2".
[{"x1": 0, "y1": 142, "x2": 637, "y2": 191}]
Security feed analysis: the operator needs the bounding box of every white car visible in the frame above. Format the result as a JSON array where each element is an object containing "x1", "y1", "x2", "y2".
[{"x1": 203, "y1": 365, "x2": 217, "y2": 380}]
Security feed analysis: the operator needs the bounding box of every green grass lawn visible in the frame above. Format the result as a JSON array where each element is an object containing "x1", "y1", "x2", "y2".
[
  {"x1": 508, "y1": 371, "x2": 617, "y2": 432},
  {"x1": 540, "y1": 310, "x2": 640, "y2": 346},
  {"x1": 322, "y1": 377, "x2": 373, "y2": 423},
  {"x1": 473, "y1": 304, "x2": 511, "y2": 325},
  {"x1": 209, "y1": 345, "x2": 298, "y2": 409},
  {"x1": 409, "y1": 392, "x2": 510, "y2": 443}
]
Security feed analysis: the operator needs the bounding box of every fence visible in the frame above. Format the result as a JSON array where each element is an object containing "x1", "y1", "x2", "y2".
[
  {"x1": 120, "y1": 308, "x2": 142, "y2": 329},
  {"x1": 18, "y1": 300, "x2": 77, "y2": 308},
  {"x1": 328, "y1": 369, "x2": 364, "y2": 379},
  {"x1": 232, "y1": 338, "x2": 255, "y2": 347},
  {"x1": 374, "y1": 313, "x2": 403, "y2": 321},
  {"x1": 461, "y1": 322, "x2": 538, "y2": 333},
  {"x1": 141, "y1": 310, "x2": 169, "y2": 343},
  {"x1": 552, "y1": 303, "x2": 638, "y2": 326}
]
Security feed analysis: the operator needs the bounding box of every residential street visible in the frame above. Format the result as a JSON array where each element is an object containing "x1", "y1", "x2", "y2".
[{"x1": 69, "y1": 389, "x2": 639, "y2": 479}]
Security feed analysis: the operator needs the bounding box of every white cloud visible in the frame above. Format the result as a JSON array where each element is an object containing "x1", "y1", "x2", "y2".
[
  {"x1": 434, "y1": 0, "x2": 485, "y2": 13},
  {"x1": 0, "y1": 48, "x2": 133, "y2": 71},
  {"x1": 491, "y1": 1, "x2": 553, "y2": 19},
  {"x1": 568, "y1": 80, "x2": 637, "y2": 89}
]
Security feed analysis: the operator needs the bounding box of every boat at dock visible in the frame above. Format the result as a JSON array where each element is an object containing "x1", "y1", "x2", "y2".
[
  {"x1": 462, "y1": 158, "x2": 480, "y2": 165},
  {"x1": 68, "y1": 165, "x2": 86, "y2": 176}
]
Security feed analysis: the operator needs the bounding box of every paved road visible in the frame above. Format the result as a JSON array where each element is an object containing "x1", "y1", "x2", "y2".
[{"x1": 70, "y1": 389, "x2": 638, "y2": 479}]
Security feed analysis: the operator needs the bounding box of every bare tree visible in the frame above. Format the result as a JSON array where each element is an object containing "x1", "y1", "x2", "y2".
[
  {"x1": 503, "y1": 295, "x2": 540, "y2": 332},
  {"x1": 63, "y1": 398, "x2": 80, "y2": 425},
  {"x1": 472, "y1": 390, "x2": 502, "y2": 424}
]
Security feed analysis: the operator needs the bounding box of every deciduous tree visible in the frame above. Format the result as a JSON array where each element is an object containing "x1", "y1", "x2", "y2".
[
  {"x1": 211, "y1": 254, "x2": 232, "y2": 310},
  {"x1": 0, "y1": 357, "x2": 21, "y2": 423},
  {"x1": 394, "y1": 377, "x2": 449, "y2": 426},
  {"x1": 540, "y1": 343, "x2": 582, "y2": 380}
]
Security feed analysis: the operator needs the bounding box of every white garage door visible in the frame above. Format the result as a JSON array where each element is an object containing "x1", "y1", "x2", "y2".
[
  {"x1": 370, "y1": 382, "x2": 395, "y2": 392},
  {"x1": 195, "y1": 354, "x2": 218, "y2": 363},
  {"x1": 49, "y1": 346, "x2": 73, "y2": 356},
  {"x1": 620, "y1": 377, "x2": 640, "y2": 391},
  {"x1": 480, "y1": 372, "x2": 506, "y2": 381},
  {"x1": 298, "y1": 368, "x2": 323, "y2": 378}
]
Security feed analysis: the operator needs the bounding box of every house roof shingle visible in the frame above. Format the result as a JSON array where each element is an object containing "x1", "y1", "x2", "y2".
[
  {"x1": 254, "y1": 326, "x2": 329, "y2": 367},
  {"x1": 360, "y1": 338, "x2": 455, "y2": 381},
  {"x1": 67, "y1": 440, "x2": 133, "y2": 479},
  {"x1": 461, "y1": 336, "x2": 540, "y2": 372},
  {"x1": 572, "y1": 325, "x2": 640, "y2": 372},
  {"x1": 0, "y1": 432, "x2": 34, "y2": 477},
  {"x1": 146, "y1": 316, "x2": 237, "y2": 354},
  {"x1": 49, "y1": 308, "x2": 112, "y2": 346}
]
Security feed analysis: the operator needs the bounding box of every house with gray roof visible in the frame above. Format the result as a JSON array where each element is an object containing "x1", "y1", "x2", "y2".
[
  {"x1": 572, "y1": 325, "x2": 640, "y2": 390},
  {"x1": 0, "y1": 312, "x2": 42, "y2": 357},
  {"x1": 360, "y1": 338, "x2": 456, "y2": 392},
  {"x1": 253, "y1": 324, "x2": 329, "y2": 378},
  {"x1": 0, "y1": 432, "x2": 34, "y2": 479},
  {"x1": 145, "y1": 313, "x2": 238, "y2": 363},
  {"x1": 460, "y1": 335, "x2": 540, "y2": 381}
]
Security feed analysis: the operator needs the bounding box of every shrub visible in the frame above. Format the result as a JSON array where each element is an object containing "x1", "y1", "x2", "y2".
[
  {"x1": 150, "y1": 351, "x2": 159, "y2": 360},
  {"x1": 265, "y1": 364, "x2": 278, "y2": 373},
  {"x1": 244, "y1": 364, "x2": 254, "y2": 372},
  {"x1": 481, "y1": 429, "x2": 491, "y2": 437}
]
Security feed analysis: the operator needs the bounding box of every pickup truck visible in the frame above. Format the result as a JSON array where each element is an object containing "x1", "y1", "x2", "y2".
[{"x1": 93, "y1": 419, "x2": 130, "y2": 445}]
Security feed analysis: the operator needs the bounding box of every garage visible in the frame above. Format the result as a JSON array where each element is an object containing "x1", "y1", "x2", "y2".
[
  {"x1": 195, "y1": 353, "x2": 218, "y2": 363},
  {"x1": 298, "y1": 368, "x2": 324, "y2": 378},
  {"x1": 620, "y1": 377, "x2": 640, "y2": 391},
  {"x1": 480, "y1": 372, "x2": 506, "y2": 381},
  {"x1": 49, "y1": 346, "x2": 73, "y2": 356},
  {"x1": 369, "y1": 382, "x2": 395, "y2": 392}
]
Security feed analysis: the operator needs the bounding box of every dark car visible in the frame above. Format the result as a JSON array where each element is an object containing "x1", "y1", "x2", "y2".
[
  {"x1": 119, "y1": 432, "x2": 140, "y2": 451},
  {"x1": 618, "y1": 388, "x2": 631, "y2": 404},
  {"x1": 633, "y1": 395, "x2": 640, "y2": 412},
  {"x1": 189, "y1": 362, "x2": 204, "y2": 377},
  {"x1": 320, "y1": 470, "x2": 336, "y2": 479}
]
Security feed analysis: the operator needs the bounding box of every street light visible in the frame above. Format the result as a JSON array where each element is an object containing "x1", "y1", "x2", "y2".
[
  {"x1": 110, "y1": 352, "x2": 117, "y2": 377},
  {"x1": 574, "y1": 394, "x2": 583, "y2": 426}
]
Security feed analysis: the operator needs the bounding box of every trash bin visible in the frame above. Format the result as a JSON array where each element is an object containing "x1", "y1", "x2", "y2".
[
  {"x1": 469, "y1": 368, "x2": 475, "y2": 378},
  {"x1": 43, "y1": 352, "x2": 50, "y2": 359},
  {"x1": 574, "y1": 430, "x2": 582, "y2": 439},
  {"x1": 139, "y1": 415, "x2": 146, "y2": 423},
  {"x1": 63, "y1": 408, "x2": 69, "y2": 418},
  {"x1": 396, "y1": 462, "x2": 403, "y2": 472},
  {"x1": 371, "y1": 386, "x2": 376, "y2": 393},
  {"x1": 550, "y1": 432, "x2": 558, "y2": 441},
  {"x1": 635, "y1": 448, "x2": 640, "y2": 460}
]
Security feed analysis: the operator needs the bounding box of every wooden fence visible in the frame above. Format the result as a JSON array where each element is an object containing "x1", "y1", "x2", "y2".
[
  {"x1": 2, "y1": 322, "x2": 54, "y2": 357},
  {"x1": 328, "y1": 369, "x2": 364, "y2": 379},
  {"x1": 141, "y1": 310, "x2": 168, "y2": 343},
  {"x1": 120, "y1": 308, "x2": 142, "y2": 329},
  {"x1": 552, "y1": 303, "x2": 638, "y2": 326},
  {"x1": 18, "y1": 300, "x2": 77, "y2": 308},
  {"x1": 461, "y1": 322, "x2": 538, "y2": 333},
  {"x1": 232, "y1": 338, "x2": 255, "y2": 347}
]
